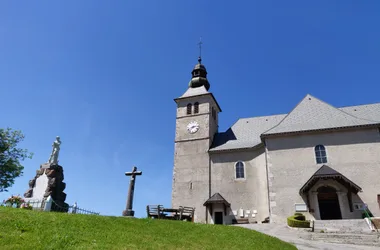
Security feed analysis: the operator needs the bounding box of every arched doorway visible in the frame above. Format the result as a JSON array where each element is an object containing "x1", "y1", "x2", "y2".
[{"x1": 317, "y1": 186, "x2": 342, "y2": 220}]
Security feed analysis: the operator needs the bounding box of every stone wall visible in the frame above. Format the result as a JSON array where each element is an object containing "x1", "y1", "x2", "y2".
[
  {"x1": 209, "y1": 147, "x2": 270, "y2": 223},
  {"x1": 265, "y1": 127, "x2": 380, "y2": 223},
  {"x1": 172, "y1": 94, "x2": 219, "y2": 223}
]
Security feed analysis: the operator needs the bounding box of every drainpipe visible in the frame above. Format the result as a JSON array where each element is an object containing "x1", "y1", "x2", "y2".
[
  {"x1": 264, "y1": 139, "x2": 272, "y2": 223},
  {"x1": 206, "y1": 152, "x2": 212, "y2": 224}
]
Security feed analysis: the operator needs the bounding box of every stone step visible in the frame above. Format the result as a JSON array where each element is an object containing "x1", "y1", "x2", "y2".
[
  {"x1": 313, "y1": 219, "x2": 372, "y2": 233},
  {"x1": 309, "y1": 232, "x2": 380, "y2": 247}
]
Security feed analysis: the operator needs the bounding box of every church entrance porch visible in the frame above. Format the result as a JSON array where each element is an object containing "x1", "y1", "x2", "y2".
[
  {"x1": 203, "y1": 193, "x2": 231, "y2": 225},
  {"x1": 300, "y1": 165, "x2": 363, "y2": 220},
  {"x1": 317, "y1": 186, "x2": 342, "y2": 220}
]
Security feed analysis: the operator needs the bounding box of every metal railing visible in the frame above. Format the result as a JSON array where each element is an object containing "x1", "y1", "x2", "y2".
[
  {"x1": 1, "y1": 196, "x2": 99, "y2": 215},
  {"x1": 363, "y1": 205, "x2": 378, "y2": 232},
  {"x1": 53, "y1": 200, "x2": 100, "y2": 215}
]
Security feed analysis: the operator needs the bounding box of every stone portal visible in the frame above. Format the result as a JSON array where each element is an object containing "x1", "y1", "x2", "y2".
[{"x1": 317, "y1": 186, "x2": 342, "y2": 220}]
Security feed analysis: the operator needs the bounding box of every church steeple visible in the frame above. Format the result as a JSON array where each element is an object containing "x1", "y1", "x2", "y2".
[
  {"x1": 189, "y1": 57, "x2": 210, "y2": 90},
  {"x1": 188, "y1": 39, "x2": 210, "y2": 90}
]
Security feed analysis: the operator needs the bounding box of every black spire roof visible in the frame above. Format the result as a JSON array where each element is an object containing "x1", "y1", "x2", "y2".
[{"x1": 188, "y1": 56, "x2": 210, "y2": 90}]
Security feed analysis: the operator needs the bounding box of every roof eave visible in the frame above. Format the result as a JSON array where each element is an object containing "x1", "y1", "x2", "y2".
[
  {"x1": 261, "y1": 123, "x2": 380, "y2": 139},
  {"x1": 203, "y1": 200, "x2": 231, "y2": 206},
  {"x1": 208, "y1": 143, "x2": 264, "y2": 153}
]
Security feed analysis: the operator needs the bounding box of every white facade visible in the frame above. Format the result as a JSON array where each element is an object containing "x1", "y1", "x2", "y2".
[{"x1": 171, "y1": 60, "x2": 380, "y2": 224}]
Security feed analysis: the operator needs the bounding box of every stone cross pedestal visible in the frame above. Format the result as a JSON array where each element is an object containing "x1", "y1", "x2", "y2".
[{"x1": 122, "y1": 166, "x2": 142, "y2": 217}]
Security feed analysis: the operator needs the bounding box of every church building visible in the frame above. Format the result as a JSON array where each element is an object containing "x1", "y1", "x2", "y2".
[{"x1": 171, "y1": 57, "x2": 380, "y2": 224}]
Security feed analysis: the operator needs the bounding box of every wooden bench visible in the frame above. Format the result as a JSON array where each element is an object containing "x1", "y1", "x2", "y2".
[
  {"x1": 146, "y1": 205, "x2": 195, "y2": 222},
  {"x1": 178, "y1": 206, "x2": 195, "y2": 221},
  {"x1": 146, "y1": 205, "x2": 165, "y2": 219}
]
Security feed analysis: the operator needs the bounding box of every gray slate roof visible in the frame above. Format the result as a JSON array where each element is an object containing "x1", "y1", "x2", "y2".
[
  {"x1": 299, "y1": 165, "x2": 362, "y2": 194},
  {"x1": 313, "y1": 164, "x2": 342, "y2": 176},
  {"x1": 176, "y1": 86, "x2": 223, "y2": 112},
  {"x1": 179, "y1": 86, "x2": 209, "y2": 98},
  {"x1": 210, "y1": 94, "x2": 380, "y2": 152},
  {"x1": 210, "y1": 114, "x2": 286, "y2": 151},
  {"x1": 339, "y1": 103, "x2": 380, "y2": 122},
  {"x1": 203, "y1": 193, "x2": 230, "y2": 206},
  {"x1": 263, "y1": 94, "x2": 379, "y2": 136}
]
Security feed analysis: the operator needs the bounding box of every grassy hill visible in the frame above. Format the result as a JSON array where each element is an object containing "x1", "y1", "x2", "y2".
[{"x1": 0, "y1": 207, "x2": 296, "y2": 249}]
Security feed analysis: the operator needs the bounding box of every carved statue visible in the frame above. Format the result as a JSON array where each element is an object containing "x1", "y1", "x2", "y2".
[{"x1": 48, "y1": 136, "x2": 61, "y2": 165}]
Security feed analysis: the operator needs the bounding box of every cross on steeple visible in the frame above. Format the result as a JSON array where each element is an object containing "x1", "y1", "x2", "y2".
[{"x1": 197, "y1": 37, "x2": 203, "y2": 63}]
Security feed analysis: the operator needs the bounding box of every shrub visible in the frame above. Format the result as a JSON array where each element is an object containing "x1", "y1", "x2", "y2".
[
  {"x1": 294, "y1": 214, "x2": 306, "y2": 221},
  {"x1": 287, "y1": 213, "x2": 310, "y2": 228},
  {"x1": 20, "y1": 203, "x2": 33, "y2": 210}
]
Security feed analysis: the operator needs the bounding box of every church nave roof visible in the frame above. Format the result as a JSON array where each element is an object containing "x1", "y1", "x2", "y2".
[{"x1": 210, "y1": 94, "x2": 380, "y2": 152}]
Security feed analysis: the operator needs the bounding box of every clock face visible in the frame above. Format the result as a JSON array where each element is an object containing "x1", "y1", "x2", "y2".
[{"x1": 187, "y1": 121, "x2": 199, "y2": 134}]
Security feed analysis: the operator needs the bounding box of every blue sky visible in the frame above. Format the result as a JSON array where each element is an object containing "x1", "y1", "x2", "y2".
[{"x1": 1, "y1": 1, "x2": 380, "y2": 217}]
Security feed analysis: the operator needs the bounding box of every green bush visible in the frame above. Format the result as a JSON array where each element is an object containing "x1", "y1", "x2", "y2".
[
  {"x1": 294, "y1": 214, "x2": 306, "y2": 221},
  {"x1": 287, "y1": 213, "x2": 310, "y2": 228}
]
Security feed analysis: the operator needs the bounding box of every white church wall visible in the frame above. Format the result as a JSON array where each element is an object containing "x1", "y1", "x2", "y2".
[
  {"x1": 209, "y1": 147, "x2": 269, "y2": 223},
  {"x1": 265, "y1": 127, "x2": 380, "y2": 223}
]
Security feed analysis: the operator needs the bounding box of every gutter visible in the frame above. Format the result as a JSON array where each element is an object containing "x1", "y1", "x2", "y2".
[{"x1": 261, "y1": 123, "x2": 380, "y2": 139}]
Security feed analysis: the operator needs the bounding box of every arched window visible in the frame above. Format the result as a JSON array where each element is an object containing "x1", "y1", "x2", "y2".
[
  {"x1": 315, "y1": 145, "x2": 327, "y2": 164},
  {"x1": 186, "y1": 103, "x2": 192, "y2": 115},
  {"x1": 235, "y1": 161, "x2": 245, "y2": 179},
  {"x1": 194, "y1": 102, "x2": 199, "y2": 114}
]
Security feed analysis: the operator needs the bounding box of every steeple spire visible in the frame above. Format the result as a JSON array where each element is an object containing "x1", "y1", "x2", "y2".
[
  {"x1": 197, "y1": 37, "x2": 203, "y2": 63},
  {"x1": 189, "y1": 38, "x2": 210, "y2": 90}
]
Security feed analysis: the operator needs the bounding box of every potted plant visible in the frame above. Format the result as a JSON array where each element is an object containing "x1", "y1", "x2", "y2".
[{"x1": 5, "y1": 195, "x2": 25, "y2": 208}]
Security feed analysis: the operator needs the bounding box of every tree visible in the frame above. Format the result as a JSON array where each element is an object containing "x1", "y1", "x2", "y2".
[{"x1": 0, "y1": 128, "x2": 33, "y2": 192}]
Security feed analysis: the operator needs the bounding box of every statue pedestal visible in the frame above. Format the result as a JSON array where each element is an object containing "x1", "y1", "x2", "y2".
[{"x1": 24, "y1": 163, "x2": 68, "y2": 212}]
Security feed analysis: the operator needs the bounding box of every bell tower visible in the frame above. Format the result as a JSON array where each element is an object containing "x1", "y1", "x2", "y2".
[{"x1": 171, "y1": 55, "x2": 221, "y2": 223}]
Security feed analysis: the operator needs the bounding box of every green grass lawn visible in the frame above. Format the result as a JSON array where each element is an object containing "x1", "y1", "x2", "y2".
[{"x1": 0, "y1": 207, "x2": 296, "y2": 249}]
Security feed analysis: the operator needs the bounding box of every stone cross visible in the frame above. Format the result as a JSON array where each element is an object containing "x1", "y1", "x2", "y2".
[{"x1": 122, "y1": 166, "x2": 142, "y2": 217}]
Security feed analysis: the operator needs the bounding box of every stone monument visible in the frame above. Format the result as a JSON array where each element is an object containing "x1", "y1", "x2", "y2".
[
  {"x1": 47, "y1": 136, "x2": 61, "y2": 165},
  {"x1": 24, "y1": 136, "x2": 68, "y2": 212},
  {"x1": 122, "y1": 166, "x2": 142, "y2": 217}
]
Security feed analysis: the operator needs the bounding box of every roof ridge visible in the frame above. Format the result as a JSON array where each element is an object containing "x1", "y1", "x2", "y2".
[
  {"x1": 338, "y1": 101, "x2": 380, "y2": 109},
  {"x1": 306, "y1": 94, "x2": 379, "y2": 123},
  {"x1": 238, "y1": 113, "x2": 287, "y2": 120},
  {"x1": 260, "y1": 94, "x2": 312, "y2": 135},
  {"x1": 262, "y1": 94, "x2": 379, "y2": 135},
  {"x1": 227, "y1": 98, "x2": 380, "y2": 124}
]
